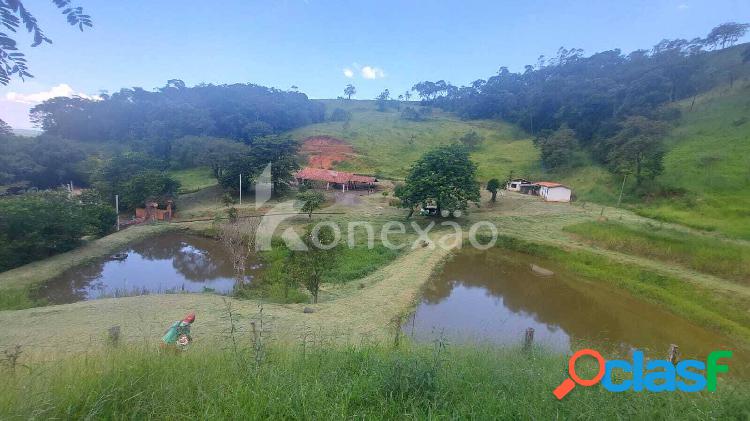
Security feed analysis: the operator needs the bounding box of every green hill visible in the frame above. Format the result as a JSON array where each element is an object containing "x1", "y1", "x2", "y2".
[
  {"x1": 634, "y1": 82, "x2": 750, "y2": 239},
  {"x1": 287, "y1": 100, "x2": 539, "y2": 181},
  {"x1": 289, "y1": 77, "x2": 750, "y2": 240}
]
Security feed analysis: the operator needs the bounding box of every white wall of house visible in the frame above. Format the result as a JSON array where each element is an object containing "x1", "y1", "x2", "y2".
[
  {"x1": 540, "y1": 186, "x2": 571, "y2": 202},
  {"x1": 507, "y1": 182, "x2": 521, "y2": 191}
]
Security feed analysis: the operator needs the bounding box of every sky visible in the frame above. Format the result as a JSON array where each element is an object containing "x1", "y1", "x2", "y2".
[{"x1": 1, "y1": 0, "x2": 749, "y2": 129}]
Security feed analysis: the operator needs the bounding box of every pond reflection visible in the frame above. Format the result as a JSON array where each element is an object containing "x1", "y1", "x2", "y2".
[
  {"x1": 405, "y1": 248, "x2": 744, "y2": 364},
  {"x1": 36, "y1": 233, "x2": 261, "y2": 304}
]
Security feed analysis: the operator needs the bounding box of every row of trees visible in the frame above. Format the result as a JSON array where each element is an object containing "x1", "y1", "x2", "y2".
[
  {"x1": 341, "y1": 84, "x2": 413, "y2": 103},
  {"x1": 29, "y1": 81, "x2": 325, "y2": 144},
  {"x1": 410, "y1": 22, "x2": 750, "y2": 187}
]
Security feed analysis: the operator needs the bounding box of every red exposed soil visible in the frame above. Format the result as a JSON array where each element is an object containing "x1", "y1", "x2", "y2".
[{"x1": 300, "y1": 136, "x2": 356, "y2": 169}]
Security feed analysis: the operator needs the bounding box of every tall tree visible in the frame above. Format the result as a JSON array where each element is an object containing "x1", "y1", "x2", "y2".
[
  {"x1": 606, "y1": 116, "x2": 669, "y2": 186},
  {"x1": 344, "y1": 84, "x2": 356, "y2": 100},
  {"x1": 0, "y1": 118, "x2": 12, "y2": 136},
  {"x1": 217, "y1": 136, "x2": 299, "y2": 196},
  {"x1": 396, "y1": 144, "x2": 480, "y2": 218},
  {"x1": 704, "y1": 22, "x2": 750, "y2": 50},
  {"x1": 535, "y1": 125, "x2": 580, "y2": 170},
  {"x1": 0, "y1": 1, "x2": 92, "y2": 85},
  {"x1": 375, "y1": 89, "x2": 391, "y2": 111}
]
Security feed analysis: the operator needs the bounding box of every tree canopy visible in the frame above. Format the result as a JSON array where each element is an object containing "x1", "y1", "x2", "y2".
[
  {"x1": 344, "y1": 84, "x2": 356, "y2": 99},
  {"x1": 0, "y1": 190, "x2": 115, "y2": 271},
  {"x1": 30, "y1": 82, "x2": 325, "y2": 144},
  {"x1": 396, "y1": 144, "x2": 480, "y2": 217},
  {"x1": 217, "y1": 136, "x2": 300, "y2": 197}
]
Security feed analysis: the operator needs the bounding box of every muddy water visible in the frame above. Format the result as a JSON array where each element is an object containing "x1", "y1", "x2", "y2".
[
  {"x1": 405, "y1": 248, "x2": 745, "y2": 365},
  {"x1": 36, "y1": 233, "x2": 262, "y2": 304}
]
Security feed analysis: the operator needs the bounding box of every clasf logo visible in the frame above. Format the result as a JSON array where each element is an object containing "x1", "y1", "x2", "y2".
[{"x1": 553, "y1": 349, "x2": 733, "y2": 399}]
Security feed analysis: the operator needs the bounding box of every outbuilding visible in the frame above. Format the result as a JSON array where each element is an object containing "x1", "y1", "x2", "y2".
[
  {"x1": 535, "y1": 182, "x2": 572, "y2": 202},
  {"x1": 506, "y1": 178, "x2": 532, "y2": 192}
]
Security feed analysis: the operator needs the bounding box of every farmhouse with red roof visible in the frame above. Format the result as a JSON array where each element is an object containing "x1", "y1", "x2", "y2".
[{"x1": 295, "y1": 167, "x2": 377, "y2": 192}]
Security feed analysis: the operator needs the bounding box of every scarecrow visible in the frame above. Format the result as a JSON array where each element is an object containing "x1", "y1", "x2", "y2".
[{"x1": 161, "y1": 312, "x2": 195, "y2": 351}]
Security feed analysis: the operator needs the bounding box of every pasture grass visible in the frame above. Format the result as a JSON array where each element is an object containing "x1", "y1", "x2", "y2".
[
  {"x1": 243, "y1": 237, "x2": 403, "y2": 304},
  {"x1": 290, "y1": 100, "x2": 539, "y2": 181},
  {"x1": 0, "y1": 287, "x2": 44, "y2": 311},
  {"x1": 169, "y1": 166, "x2": 217, "y2": 194},
  {"x1": 1, "y1": 343, "x2": 748, "y2": 419},
  {"x1": 304, "y1": 81, "x2": 750, "y2": 241},
  {"x1": 634, "y1": 82, "x2": 750, "y2": 239},
  {"x1": 563, "y1": 220, "x2": 750, "y2": 284},
  {"x1": 492, "y1": 236, "x2": 750, "y2": 347}
]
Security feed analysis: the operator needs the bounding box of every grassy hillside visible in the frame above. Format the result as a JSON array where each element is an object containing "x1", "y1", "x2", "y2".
[
  {"x1": 635, "y1": 82, "x2": 750, "y2": 239},
  {"x1": 289, "y1": 79, "x2": 750, "y2": 239},
  {"x1": 288, "y1": 100, "x2": 539, "y2": 181}
]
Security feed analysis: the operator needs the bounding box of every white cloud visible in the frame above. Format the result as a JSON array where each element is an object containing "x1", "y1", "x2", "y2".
[
  {"x1": 343, "y1": 68, "x2": 354, "y2": 78},
  {"x1": 361, "y1": 65, "x2": 385, "y2": 79},
  {"x1": 4, "y1": 83, "x2": 99, "y2": 104},
  {"x1": 677, "y1": 3, "x2": 689, "y2": 10}
]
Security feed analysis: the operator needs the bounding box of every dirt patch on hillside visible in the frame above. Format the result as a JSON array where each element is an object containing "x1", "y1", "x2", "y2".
[{"x1": 301, "y1": 136, "x2": 356, "y2": 169}]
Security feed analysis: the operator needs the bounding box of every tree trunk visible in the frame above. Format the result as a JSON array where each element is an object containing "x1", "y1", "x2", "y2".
[
  {"x1": 635, "y1": 156, "x2": 642, "y2": 186},
  {"x1": 491, "y1": 192, "x2": 497, "y2": 202},
  {"x1": 406, "y1": 208, "x2": 414, "y2": 219}
]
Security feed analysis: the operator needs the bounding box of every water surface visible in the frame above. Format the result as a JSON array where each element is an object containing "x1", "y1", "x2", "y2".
[
  {"x1": 36, "y1": 233, "x2": 261, "y2": 304},
  {"x1": 405, "y1": 248, "x2": 745, "y2": 365}
]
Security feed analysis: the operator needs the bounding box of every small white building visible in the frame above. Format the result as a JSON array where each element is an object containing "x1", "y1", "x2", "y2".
[
  {"x1": 536, "y1": 182, "x2": 572, "y2": 202},
  {"x1": 506, "y1": 178, "x2": 532, "y2": 192}
]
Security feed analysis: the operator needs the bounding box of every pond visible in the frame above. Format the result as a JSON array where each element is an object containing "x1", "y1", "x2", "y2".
[
  {"x1": 404, "y1": 248, "x2": 745, "y2": 365},
  {"x1": 35, "y1": 233, "x2": 262, "y2": 304}
]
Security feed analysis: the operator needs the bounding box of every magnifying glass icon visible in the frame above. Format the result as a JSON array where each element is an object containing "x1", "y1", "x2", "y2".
[{"x1": 553, "y1": 349, "x2": 606, "y2": 400}]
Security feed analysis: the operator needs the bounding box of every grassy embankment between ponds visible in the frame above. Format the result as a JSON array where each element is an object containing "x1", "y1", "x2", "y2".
[
  {"x1": 0, "y1": 223, "x2": 184, "y2": 311},
  {"x1": 490, "y1": 235, "x2": 750, "y2": 349},
  {"x1": 0, "y1": 234, "x2": 452, "y2": 358},
  {"x1": 0, "y1": 343, "x2": 748, "y2": 419},
  {"x1": 563, "y1": 220, "x2": 750, "y2": 284}
]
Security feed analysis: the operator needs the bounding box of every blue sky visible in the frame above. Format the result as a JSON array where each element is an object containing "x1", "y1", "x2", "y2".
[{"x1": 2, "y1": 0, "x2": 749, "y2": 128}]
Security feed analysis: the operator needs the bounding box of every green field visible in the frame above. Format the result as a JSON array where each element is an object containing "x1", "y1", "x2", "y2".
[
  {"x1": 564, "y1": 220, "x2": 750, "y2": 284},
  {"x1": 633, "y1": 82, "x2": 750, "y2": 239},
  {"x1": 288, "y1": 100, "x2": 540, "y2": 181},
  {"x1": 168, "y1": 166, "x2": 218, "y2": 194},
  {"x1": 2, "y1": 343, "x2": 747, "y2": 419}
]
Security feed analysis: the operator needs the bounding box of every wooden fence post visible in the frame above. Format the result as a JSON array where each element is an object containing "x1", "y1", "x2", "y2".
[
  {"x1": 668, "y1": 344, "x2": 679, "y2": 364},
  {"x1": 523, "y1": 327, "x2": 535, "y2": 352},
  {"x1": 107, "y1": 325, "x2": 121, "y2": 346}
]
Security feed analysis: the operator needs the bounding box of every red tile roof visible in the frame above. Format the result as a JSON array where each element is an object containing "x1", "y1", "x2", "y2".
[
  {"x1": 534, "y1": 181, "x2": 567, "y2": 188},
  {"x1": 295, "y1": 167, "x2": 376, "y2": 184}
]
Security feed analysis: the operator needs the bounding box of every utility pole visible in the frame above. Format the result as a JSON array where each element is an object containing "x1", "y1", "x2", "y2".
[
  {"x1": 239, "y1": 173, "x2": 242, "y2": 205},
  {"x1": 115, "y1": 194, "x2": 120, "y2": 231}
]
